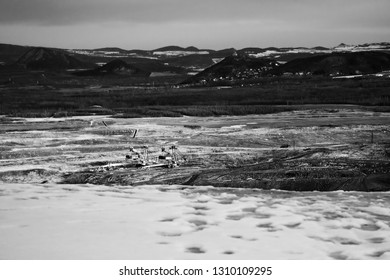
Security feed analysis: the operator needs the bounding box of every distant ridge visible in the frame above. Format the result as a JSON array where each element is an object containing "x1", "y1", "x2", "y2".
[
  {"x1": 153, "y1": 46, "x2": 200, "y2": 52},
  {"x1": 185, "y1": 46, "x2": 200, "y2": 52},
  {"x1": 16, "y1": 47, "x2": 93, "y2": 70},
  {"x1": 92, "y1": 47, "x2": 128, "y2": 52},
  {"x1": 1, "y1": 42, "x2": 390, "y2": 77},
  {"x1": 312, "y1": 46, "x2": 330, "y2": 51},
  {"x1": 239, "y1": 47, "x2": 264, "y2": 54}
]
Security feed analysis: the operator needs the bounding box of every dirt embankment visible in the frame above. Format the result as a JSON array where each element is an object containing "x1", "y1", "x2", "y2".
[{"x1": 61, "y1": 146, "x2": 390, "y2": 192}]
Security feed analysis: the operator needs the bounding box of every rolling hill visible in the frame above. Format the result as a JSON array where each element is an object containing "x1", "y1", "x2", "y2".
[
  {"x1": 73, "y1": 59, "x2": 151, "y2": 77},
  {"x1": 1, "y1": 42, "x2": 390, "y2": 83},
  {"x1": 16, "y1": 47, "x2": 93, "y2": 70},
  {"x1": 0, "y1": 44, "x2": 31, "y2": 64},
  {"x1": 184, "y1": 53, "x2": 278, "y2": 85},
  {"x1": 269, "y1": 51, "x2": 390, "y2": 76},
  {"x1": 153, "y1": 46, "x2": 200, "y2": 52}
]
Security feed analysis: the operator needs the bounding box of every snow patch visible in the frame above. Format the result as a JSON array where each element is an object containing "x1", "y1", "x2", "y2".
[{"x1": 153, "y1": 51, "x2": 209, "y2": 57}]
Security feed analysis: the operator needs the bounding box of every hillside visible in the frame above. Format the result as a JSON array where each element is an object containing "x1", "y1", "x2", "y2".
[
  {"x1": 334, "y1": 42, "x2": 390, "y2": 52},
  {"x1": 0, "y1": 44, "x2": 31, "y2": 64},
  {"x1": 270, "y1": 51, "x2": 390, "y2": 76},
  {"x1": 73, "y1": 59, "x2": 151, "y2": 77},
  {"x1": 184, "y1": 53, "x2": 278, "y2": 85},
  {"x1": 16, "y1": 47, "x2": 93, "y2": 70},
  {"x1": 162, "y1": 54, "x2": 215, "y2": 71}
]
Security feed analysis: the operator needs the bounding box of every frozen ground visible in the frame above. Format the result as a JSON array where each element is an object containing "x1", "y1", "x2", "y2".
[{"x1": 1, "y1": 183, "x2": 390, "y2": 260}]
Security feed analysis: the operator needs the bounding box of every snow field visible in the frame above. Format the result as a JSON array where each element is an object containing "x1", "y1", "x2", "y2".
[{"x1": 1, "y1": 184, "x2": 389, "y2": 259}]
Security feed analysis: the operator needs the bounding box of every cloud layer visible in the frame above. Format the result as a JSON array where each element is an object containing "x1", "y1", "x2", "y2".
[
  {"x1": 1, "y1": 0, "x2": 389, "y2": 27},
  {"x1": 0, "y1": 0, "x2": 389, "y2": 49}
]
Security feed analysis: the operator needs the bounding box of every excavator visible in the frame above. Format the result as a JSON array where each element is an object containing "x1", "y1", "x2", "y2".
[
  {"x1": 90, "y1": 120, "x2": 186, "y2": 171},
  {"x1": 125, "y1": 145, "x2": 185, "y2": 169}
]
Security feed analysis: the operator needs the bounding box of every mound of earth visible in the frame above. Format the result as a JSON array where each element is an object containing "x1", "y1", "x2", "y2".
[
  {"x1": 62, "y1": 150, "x2": 390, "y2": 192},
  {"x1": 16, "y1": 47, "x2": 93, "y2": 70}
]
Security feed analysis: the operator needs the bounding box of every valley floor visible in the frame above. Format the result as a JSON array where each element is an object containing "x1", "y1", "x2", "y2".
[
  {"x1": 1, "y1": 105, "x2": 389, "y2": 191},
  {"x1": 1, "y1": 106, "x2": 390, "y2": 259}
]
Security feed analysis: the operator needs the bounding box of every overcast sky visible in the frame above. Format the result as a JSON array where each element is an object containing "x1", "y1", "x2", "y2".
[{"x1": 0, "y1": 0, "x2": 389, "y2": 49}]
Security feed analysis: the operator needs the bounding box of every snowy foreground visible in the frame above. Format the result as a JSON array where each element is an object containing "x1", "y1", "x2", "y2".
[{"x1": 1, "y1": 183, "x2": 390, "y2": 260}]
